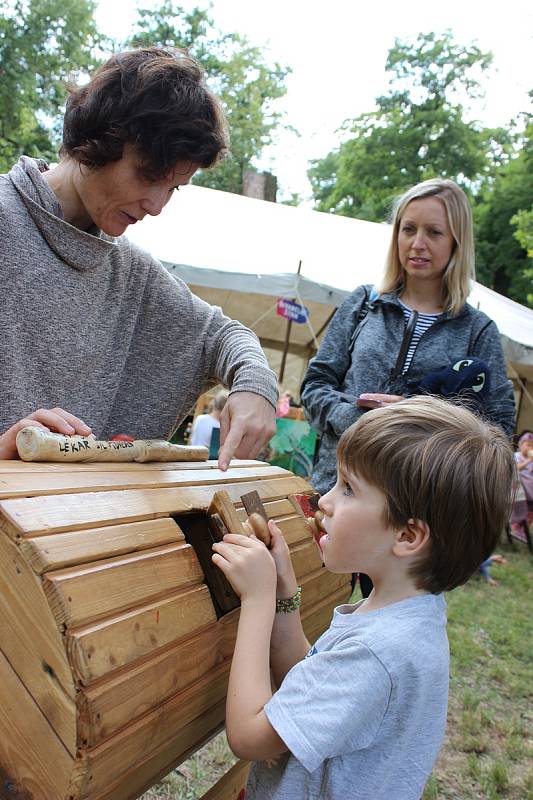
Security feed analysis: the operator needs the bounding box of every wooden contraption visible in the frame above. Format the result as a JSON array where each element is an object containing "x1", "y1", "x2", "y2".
[{"x1": 0, "y1": 457, "x2": 351, "y2": 800}]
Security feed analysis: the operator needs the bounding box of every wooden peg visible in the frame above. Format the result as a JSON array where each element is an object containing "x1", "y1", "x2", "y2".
[{"x1": 207, "y1": 491, "x2": 246, "y2": 535}]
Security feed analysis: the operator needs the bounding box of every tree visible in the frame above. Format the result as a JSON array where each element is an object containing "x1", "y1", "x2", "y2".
[
  {"x1": 474, "y1": 119, "x2": 533, "y2": 307},
  {"x1": 126, "y1": 2, "x2": 290, "y2": 194},
  {"x1": 0, "y1": 0, "x2": 101, "y2": 171},
  {"x1": 309, "y1": 31, "x2": 507, "y2": 221}
]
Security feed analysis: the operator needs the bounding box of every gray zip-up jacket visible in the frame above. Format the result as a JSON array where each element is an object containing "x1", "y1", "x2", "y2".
[
  {"x1": 301, "y1": 285, "x2": 516, "y2": 494},
  {"x1": 0, "y1": 157, "x2": 277, "y2": 439}
]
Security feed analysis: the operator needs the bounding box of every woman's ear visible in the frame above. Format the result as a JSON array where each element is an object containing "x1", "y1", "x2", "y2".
[{"x1": 393, "y1": 518, "x2": 430, "y2": 558}]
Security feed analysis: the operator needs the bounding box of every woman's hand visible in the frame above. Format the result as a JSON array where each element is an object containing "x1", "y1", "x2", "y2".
[
  {"x1": 357, "y1": 393, "x2": 404, "y2": 410},
  {"x1": 268, "y1": 520, "x2": 298, "y2": 599},
  {"x1": 212, "y1": 533, "x2": 277, "y2": 604},
  {"x1": 0, "y1": 408, "x2": 92, "y2": 460},
  {"x1": 218, "y1": 392, "x2": 276, "y2": 470}
]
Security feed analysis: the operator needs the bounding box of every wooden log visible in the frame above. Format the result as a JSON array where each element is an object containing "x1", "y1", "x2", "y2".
[{"x1": 16, "y1": 426, "x2": 209, "y2": 463}]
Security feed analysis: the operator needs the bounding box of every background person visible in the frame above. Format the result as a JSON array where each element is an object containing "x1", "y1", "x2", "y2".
[
  {"x1": 301, "y1": 178, "x2": 515, "y2": 593},
  {"x1": 190, "y1": 390, "x2": 229, "y2": 448},
  {"x1": 0, "y1": 47, "x2": 277, "y2": 469}
]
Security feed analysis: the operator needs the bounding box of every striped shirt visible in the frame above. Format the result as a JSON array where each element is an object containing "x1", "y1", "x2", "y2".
[{"x1": 399, "y1": 302, "x2": 441, "y2": 374}]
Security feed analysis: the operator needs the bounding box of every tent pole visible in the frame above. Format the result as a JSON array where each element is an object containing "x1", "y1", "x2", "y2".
[
  {"x1": 278, "y1": 261, "x2": 302, "y2": 385},
  {"x1": 278, "y1": 319, "x2": 292, "y2": 384}
]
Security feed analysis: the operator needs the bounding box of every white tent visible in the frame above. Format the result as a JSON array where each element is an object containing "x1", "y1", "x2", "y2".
[{"x1": 126, "y1": 184, "x2": 533, "y2": 430}]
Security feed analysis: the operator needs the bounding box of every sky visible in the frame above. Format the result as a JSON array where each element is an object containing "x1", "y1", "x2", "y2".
[{"x1": 95, "y1": 0, "x2": 533, "y2": 201}]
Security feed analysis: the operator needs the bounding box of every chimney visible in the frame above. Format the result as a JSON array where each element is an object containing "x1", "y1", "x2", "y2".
[{"x1": 242, "y1": 170, "x2": 277, "y2": 202}]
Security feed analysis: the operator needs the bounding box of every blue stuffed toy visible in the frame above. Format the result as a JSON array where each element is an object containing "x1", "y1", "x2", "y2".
[{"x1": 418, "y1": 357, "x2": 491, "y2": 406}]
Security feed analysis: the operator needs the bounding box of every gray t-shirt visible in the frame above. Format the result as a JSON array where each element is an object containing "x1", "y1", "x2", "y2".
[{"x1": 247, "y1": 594, "x2": 449, "y2": 800}]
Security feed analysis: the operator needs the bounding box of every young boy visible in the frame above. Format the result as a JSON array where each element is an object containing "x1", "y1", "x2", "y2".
[{"x1": 212, "y1": 396, "x2": 514, "y2": 800}]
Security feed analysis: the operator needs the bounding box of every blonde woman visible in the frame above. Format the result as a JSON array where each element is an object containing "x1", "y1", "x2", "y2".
[{"x1": 302, "y1": 178, "x2": 515, "y2": 504}]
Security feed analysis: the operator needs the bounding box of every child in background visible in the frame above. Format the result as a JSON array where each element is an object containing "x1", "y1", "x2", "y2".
[{"x1": 212, "y1": 396, "x2": 514, "y2": 800}]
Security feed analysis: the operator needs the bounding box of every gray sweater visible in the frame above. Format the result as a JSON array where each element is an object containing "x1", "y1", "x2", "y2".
[
  {"x1": 0, "y1": 157, "x2": 277, "y2": 439},
  {"x1": 302, "y1": 284, "x2": 516, "y2": 494}
]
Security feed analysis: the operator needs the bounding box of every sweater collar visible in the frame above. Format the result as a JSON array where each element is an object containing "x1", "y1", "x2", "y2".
[{"x1": 9, "y1": 156, "x2": 117, "y2": 271}]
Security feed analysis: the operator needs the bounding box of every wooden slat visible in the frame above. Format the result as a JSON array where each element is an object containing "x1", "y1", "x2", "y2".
[
  {"x1": 0, "y1": 458, "x2": 268, "y2": 473},
  {"x1": 0, "y1": 649, "x2": 73, "y2": 800},
  {"x1": 0, "y1": 465, "x2": 289, "y2": 499},
  {"x1": 1, "y1": 476, "x2": 311, "y2": 536},
  {"x1": 91, "y1": 701, "x2": 226, "y2": 800},
  {"x1": 275, "y1": 514, "x2": 315, "y2": 547},
  {"x1": 236, "y1": 498, "x2": 297, "y2": 522},
  {"x1": 288, "y1": 538, "x2": 324, "y2": 578},
  {"x1": 66, "y1": 584, "x2": 216, "y2": 685},
  {"x1": 201, "y1": 759, "x2": 250, "y2": 800},
  {"x1": 43, "y1": 542, "x2": 204, "y2": 627},
  {"x1": 0, "y1": 531, "x2": 76, "y2": 754},
  {"x1": 20, "y1": 517, "x2": 184, "y2": 575},
  {"x1": 72, "y1": 668, "x2": 230, "y2": 799},
  {"x1": 78, "y1": 623, "x2": 225, "y2": 747}
]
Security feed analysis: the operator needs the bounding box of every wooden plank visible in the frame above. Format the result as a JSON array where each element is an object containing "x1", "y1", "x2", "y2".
[
  {"x1": 275, "y1": 514, "x2": 315, "y2": 547},
  {"x1": 43, "y1": 542, "x2": 205, "y2": 627},
  {"x1": 0, "y1": 531, "x2": 76, "y2": 754},
  {"x1": 201, "y1": 759, "x2": 250, "y2": 800},
  {"x1": 1, "y1": 476, "x2": 311, "y2": 536},
  {"x1": 0, "y1": 465, "x2": 289, "y2": 499},
  {"x1": 78, "y1": 623, "x2": 225, "y2": 747},
  {"x1": 0, "y1": 458, "x2": 268, "y2": 473},
  {"x1": 288, "y1": 539, "x2": 324, "y2": 578},
  {"x1": 66, "y1": 584, "x2": 216, "y2": 684},
  {"x1": 20, "y1": 517, "x2": 184, "y2": 575},
  {"x1": 207, "y1": 490, "x2": 247, "y2": 535},
  {"x1": 90, "y1": 702, "x2": 225, "y2": 800},
  {"x1": 72, "y1": 668, "x2": 230, "y2": 799},
  {"x1": 0, "y1": 649, "x2": 73, "y2": 800}
]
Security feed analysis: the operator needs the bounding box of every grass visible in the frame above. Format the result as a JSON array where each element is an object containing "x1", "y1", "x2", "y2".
[{"x1": 142, "y1": 542, "x2": 532, "y2": 799}]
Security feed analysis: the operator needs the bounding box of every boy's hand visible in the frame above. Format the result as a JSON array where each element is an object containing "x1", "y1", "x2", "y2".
[
  {"x1": 212, "y1": 533, "x2": 276, "y2": 603},
  {"x1": 268, "y1": 520, "x2": 298, "y2": 600}
]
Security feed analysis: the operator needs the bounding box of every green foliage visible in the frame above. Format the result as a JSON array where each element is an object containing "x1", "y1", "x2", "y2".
[
  {"x1": 309, "y1": 31, "x2": 504, "y2": 221},
  {"x1": 0, "y1": 0, "x2": 101, "y2": 171},
  {"x1": 474, "y1": 119, "x2": 533, "y2": 307},
  {"x1": 126, "y1": 2, "x2": 290, "y2": 194}
]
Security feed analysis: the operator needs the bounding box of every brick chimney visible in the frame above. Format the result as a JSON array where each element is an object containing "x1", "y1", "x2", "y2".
[{"x1": 242, "y1": 170, "x2": 277, "y2": 202}]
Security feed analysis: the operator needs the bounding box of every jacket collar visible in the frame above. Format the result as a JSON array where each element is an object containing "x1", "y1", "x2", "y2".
[{"x1": 374, "y1": 288, "x2": 470, "y2": 321}]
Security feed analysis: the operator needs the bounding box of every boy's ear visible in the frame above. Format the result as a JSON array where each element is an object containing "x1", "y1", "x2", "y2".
[{"x1": 393, "y1": 518, "x2": 430, "y2": 558}]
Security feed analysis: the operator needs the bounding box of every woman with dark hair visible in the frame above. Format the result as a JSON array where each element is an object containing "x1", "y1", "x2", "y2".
[{"x1": 0, "y1": 47, "x2": 277, "y2": 466}]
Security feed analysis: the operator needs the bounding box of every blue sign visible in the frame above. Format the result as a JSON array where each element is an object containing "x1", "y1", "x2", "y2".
[{"x1": 276, "y1": 298, "x2": 309, "y2": 324}]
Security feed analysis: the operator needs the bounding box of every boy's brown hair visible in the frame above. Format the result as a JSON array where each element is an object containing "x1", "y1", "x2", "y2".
[{"x1": 337, "y1": 396, "x2": 515, "y2": 593}]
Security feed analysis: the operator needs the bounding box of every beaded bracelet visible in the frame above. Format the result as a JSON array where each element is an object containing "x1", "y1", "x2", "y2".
[{"x1": 275, "y1": 586, "x2": 302, "y2": 614}]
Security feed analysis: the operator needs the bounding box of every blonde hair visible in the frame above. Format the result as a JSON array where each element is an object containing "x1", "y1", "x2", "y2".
[
  {"x1": 379, "y1": 179, "x2": 475, "y2": 315},
  {"x1": 337, "y1": 396, "x2": 514, "y2": 593},
  {"x1": 208, "y1": 390, "x2": 229, "y2": 414}
]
